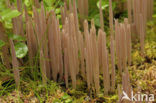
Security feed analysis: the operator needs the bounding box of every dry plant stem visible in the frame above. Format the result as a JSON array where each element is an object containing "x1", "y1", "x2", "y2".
[
  {"x1": 118, "y1": 24, "x2": 122, "y2": 71},
  {"x1": 136, "y1": 0, "x2": 140, "y2": 35},
  {"x1": 73, "y1": 0, "x2": 79, "y2": 48},
  {"x1": 124, "y1": 19, "x2": 128, "y2": 61},
  {"x1": 143, "y1": 0, "x2": 147, "y2": 28},
  {"x1": 127, "y1": 0, "x2": 132, "y2": 23},
  {"x1": 40, "y1": 3, "x2": 51, "y2": 79},
  {"x1": 132, "y1": 0, "x2": 139, "y2": 36},
  {"x1": 40, "y1": 49, "x2": 47, "y2": 84},
  {"x1": 139, "y1": 14, "x2": 145, "y2": 55},
  {"x1": 115, "y1": 18, "x2": 132, "y2": 74},
  {"x1": 61, "y1": 7, "x2": 65, "y2": 25},
  {"x1": 126, "y1": 68, "x2": 132, "y2": 101},
  {"x1": 70, "y1": 13, "x2": 79, "y2": 75},
  {"x1": 68, "y1": 39, "x2": 77, "y2": 89},
  {"x1": 73, "y1": 0, "x2": 79, "y2": 31},
  {"x1": 111, "y1": 37, "x2": 115, "y2": 92},
  {"x1": 62, "y1": 13, "x2": 79, "y2": 89},
  {"x1": 84, "y1": 0, "x2": 88, "y2": 18},
  {"x1": 84, "y1": 20, "x2": 91, "y2": 89},
  {"x1": 97, "y1": 30, "x2": 103, "y2": 84},
  {"x1": 147, "y1": 0, "x2": 150, "y2": 20},
  {"x1": 119, "y1": 24, "x2": 124, "y2": 72},
  {"x1": 16, "y1": 0, "x2": 24, "y2": 37},
  {"x1": 79, "y1": 32, "x2": 85, "y2": 78},
  {"x1": 64, "y1": 0, "x2": 67, "y2": 7},
  {"x1": 151, "y1": 0, "x2": 154, "y2": 19},
  {"x1": 122, "y1": 24, "x2": 128, "y2": 70},
  {"x1": 12, "y1": 17, "x2": 18, "y2": 35},
  {"x1": 25, "y1": 6, "x2": 38, "y2": 69},
  {"x1": 64, "y1": 2, "x2": 68, "y2": 17},
  {"x1": 98, "y1": 30, "x2": 102, "y2": 72},
  {"x1": 122, "y1": 68, "x2": 131, "y2": 103},
  {"x1": 109, "y1": 0, "x2": 115, "y2": 92},
  {"x1": 99, "y1": 30, "x2": 110, "y2": 95},
  {"x1": 5, "y1": 0, "x2": 11, "y2": 7},
  {"x1": 69, "y1": 14, "x2": 79, "y2": 88},
  {"x1": 62, "y1": 19, "x2": 70, "y2": 85},
  {"x1": 24, "y1": 5, "x2": 29, "y2": 22},
  {"x1": 61, "y1": 2, "x2": 67, "y2": 25},
  {"x1": 64, "y1": 47, "x2": 69, "y2": 88},
  {"x1": 10, "y1": 40, "x2": 20, "y2": 88},
  {"x1": 115, "y1": 20, "x2": 121, "y2": 73},
  {"x1": 131, "y1": 0, "x2": 152, "y2": 41},
  {"x1": 48, "y1": 11, "x2": 63, "y2": 81},
  {"x1": 69, "y1": 0, "x2": 73, "y2": 13},
  {"x1": 33, "y1": 7, "x2": 41, "y2": 45},
  {"x1": 121, "y1": 24, "x2": 127, "y2": 72},
  {"x1": 17, "y1": 0, "x2": 22, "y2": 12},
  {"x1": 67, "y1": 35, "x2": 76, "y2": 89},
  {"x1": 109, "y1": 0, "x2": 114, "y2": 38},
  {"x1": 124, "y1": 18, "x2": 132, "y2": 65},
  {"x1": 26, "y1": 19, "x2": 35, "y2": 66},
  {"x1": 90, "y1": 22, "x2": 100, "y2": 94},
  {"x1": 132, "y1": 0, "x2": 136, "y2": 25},
  {"x1": 57, "y1": 19, "x2": 64, "y2": 81},
  {"x1": 73, "y1": 1, "x2": 81, "y2": 71},
  {"x1": 117, "y1": 84, "x2": 122, "y2": 103},
  {"x1": 147, "y1": 0, "x2": 153, "y2": 20},
  {"x1": 0, "y1": 23, "x2": 11, "y2": 69},
  {"x1": 78, "y1": 0, "x2": 88, "y2": 25},
  {"x1": 99, "y1": 0, "x2": 104, "y2": 31},
  {"x1": 48, "y1": 12, "x2": 57, "y2": 81},
  {"x1": 127, "y1": 24, "x2": 132, "y2": 65},
  {"x1": 12, "y1": 16, "x2": 24, "y2": 37},
  {"x1": 33, "y1": 4, "x2": 51, "y2": 79},
  {"x1": 34, "y1": 0, "x2": 40, "y2": 8},
  {"x1": 78, "y1": 0, "x2": 84, "y2": 18}
]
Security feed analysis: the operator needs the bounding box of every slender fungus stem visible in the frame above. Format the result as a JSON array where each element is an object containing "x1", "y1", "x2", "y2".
[
  {"x1": 10, "y1": 40, "x2": 20, "y2": 88},
  {"x1": 109, "y1": 0, "x2": 115, "y2": 92},
  {"x1": 99, "y1": 0, "x2": 104, "y2": 31}
]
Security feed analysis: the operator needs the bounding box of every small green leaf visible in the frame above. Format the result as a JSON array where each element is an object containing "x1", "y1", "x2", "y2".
[
  {"x1": 14, "y1": 42, "x2": 28, "y2": 58},
  {"x1": 4, "y1": 20, "x2": 12, "y2": 29},
  {"x1": 45, "y1": 7, "x2": 53, "y2": 12},
  {"x1": 57, "y1": 15, "x2": 61, "y2": 19},
  {"x1": 1, "y1": 9, "x2": 21, "y2": 21},
  {"x1": 55, "y1": 8, "x2": 60, "y2": 14},
  {"x1": 43, "y1": 0, "x2": 56, "y2": 7},
  {"x1": 24, "y1": 0, "x2": 31, "y2": 7},
  {"x1": 0, "y1": 40, "x2": 5, "y2": 48},
  {"x1": 0, "y1": 9, "x2": 10, "y2": 16},
  {"x1": 97, "y1": 1, "x2": 109, "y2": 10},
  {"x1": 8, "y1": 34, "x2": 26, "y2": 41},
  {"x1": 62, "y1": 94, "x2": 70, "y2": 100},
  {"x1": 93, "y1": 14, "x2": 100, "y2": 27},
  {"x1": 97, "y1": 0, "x2": 116, "y2": 10},
  {"x1": 53, "y1": 99, "x2": 61, "y2": 103},
  {"x1": 65, "y1": 99, "x2": 72, "y2": 103},
  {"x1": 152, "y1": 14, "x2": 156, "y2": 18}
]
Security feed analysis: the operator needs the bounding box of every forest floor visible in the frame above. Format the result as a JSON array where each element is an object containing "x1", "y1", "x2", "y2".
[
  {"x1": 0, "y1": 2, "x2": 156, "y2": 103},
  {"x1": 0, "y1": 17, "x2": 156, "y2": 103}
]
